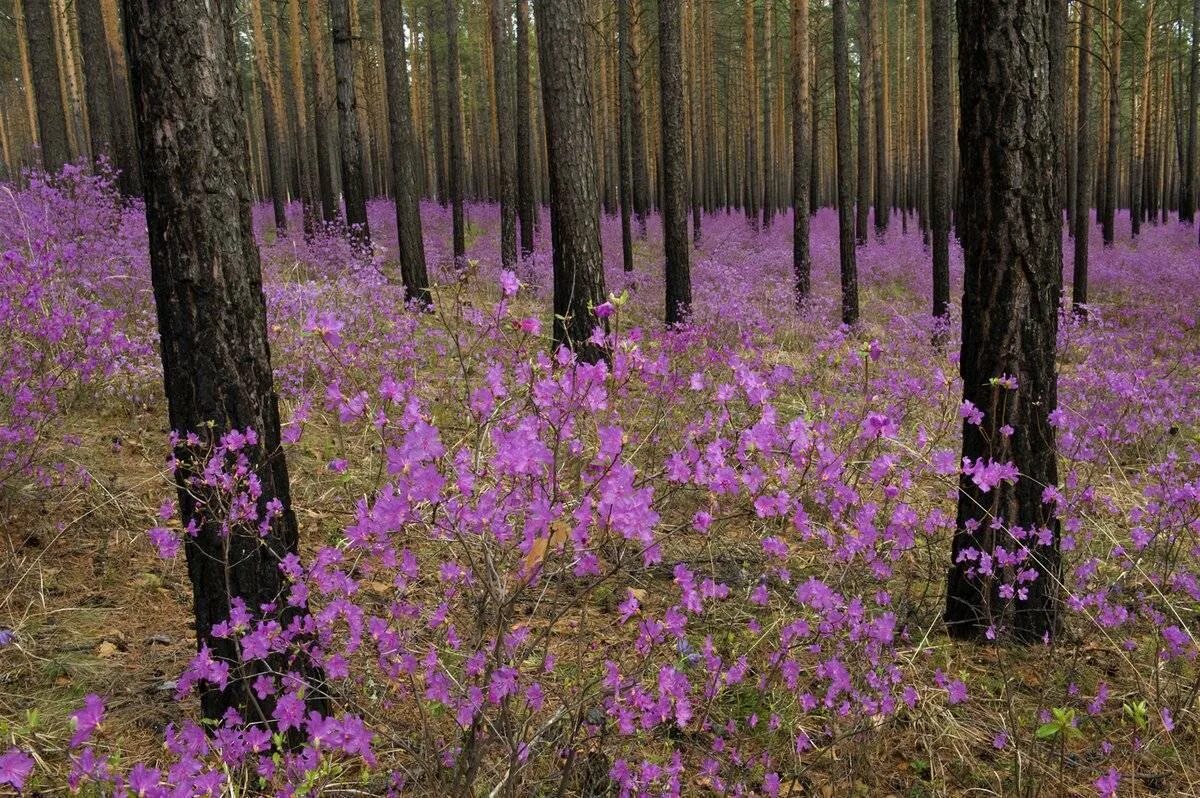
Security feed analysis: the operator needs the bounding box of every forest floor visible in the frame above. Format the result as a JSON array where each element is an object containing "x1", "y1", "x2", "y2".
[{"x1": 2, "y1": 187, "x2": 1200, "y2": 796}]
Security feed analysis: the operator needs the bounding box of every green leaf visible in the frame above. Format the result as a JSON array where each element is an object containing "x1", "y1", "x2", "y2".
[{"x1": 1036, "y1": 722, "x2": 1060, "y2": 739}]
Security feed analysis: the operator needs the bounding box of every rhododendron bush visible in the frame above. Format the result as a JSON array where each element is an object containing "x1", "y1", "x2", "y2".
[{"x1": 1, "y1": 171, "x2": 1198, "y2": 795}]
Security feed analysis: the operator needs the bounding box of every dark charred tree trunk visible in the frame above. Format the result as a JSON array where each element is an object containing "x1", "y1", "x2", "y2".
[
  {"x1": 490, "y1": 0, "x2": 517, "y2": 270},
  {"x1": 307, "y1": 0, "x2": 338, "y2": 223},
  {"x1": 930, "y1": 0, "x2": 952, "y2": 319},
  {"x1": 792, "y1": 0, "x2": 811, "y2": 306},
  {"x1": 872, "y1": 0, "x2": 888, "y2": 237},
  {"x1": 947, "y1": 0, "x2": 1062, "y2": 643},
  {"x1": 535, "y1": 0, "x2": 609, "y2": 363},
  {"x1": 121, "y1": 0, "x2": 326, "y2": 724},
  {"x1": 1102, "y1": 0, "x2": 1121, "y2": 246},
  {"x1": 445, "y1": 0, "x2": 466, "y2": 263},
  {"x1": 833, "y1": 0, "x2": 859, "y2": 324},
  {"x1": 330, "y1": 0, "x2": 371, "y2": 249},
  {"x1": 618, "y1": 0, "x2": 635, "y2": 271},
  {"x1": 517, "y1": 0, "x2": 536, "y2": 257},
  {"x1": 660, "y1": 0, "x2": 691, "y2": 324},
  {"x1": 856, "y1": 0, "x2": 872, "y2": 244},
  {"x1": 381, "y1": 0, "x2": 430, "y2": 304},
  {"x1": 1184, "y1": 0, "x2": 1199, "y2": 223},
  {"x1": 23, "y1": 0, "x2": 71, "y2": 172},
  {"x1": 1072, "y1": 0, "x2": 1092, "y2": 314}
]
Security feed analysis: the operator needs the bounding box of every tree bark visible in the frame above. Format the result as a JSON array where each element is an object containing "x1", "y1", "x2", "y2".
[
  {"x1": 306, "y1": 0, "x2": 339, "y2": 223},
  {"x1": 535, "y1": 0, "x2": 609, "y2": 363},
  {"x1": 856, "y1": 0, "x2": 872, "y2": 244},
  {"x1": 330, "y1": 0, "x2": 371, "y2": 248},
  {"x1": 490, "y1": 0, "x2": 517, "y2": 270},
  {"x1": 761, "y1": 0, "x2": 774, "y2": 228},
  {"x1": 792, "y1": 0, "x2": 811, "y2": 306},
  {"x1": 744, "y1": 0, "x2": 759, "y2": 227},
  {"x1": 23, "y1": 0, "x2": 71, "y2": 172},
  {"x1": 833, "y1": 0, "x2": 859, "y2": 324},
  {"x1": 1133, "y1": 0, "x2": 1157, "y2": 236},
  {"x1": 381, "y1": 0, "x2": 430, "y2": 304},
  {"x1": 517, "y1": 0, "x2": 536, "y2": 257},
  {"x1": 930, "y1": 0, "x2": 952, "y2": 319},
  {"x1": 948, "y1": 0, "x2": 1062, "y2": 643},
  {"x1": 617, "y1": 0, "x2": 635, "y2": 271},
  {"x1": 121, "y1": 0, "x2": 326, "y2": 723},
  {"x1": 251, "y1": 0, "x2": 290, "y2": 234},
  {"x1": 287, "y1": 0, "x2": 318, "y2": 235},
  {"x1": 660, "y1": 0, "x2": 691, "y2": 324},
  {"x1": 1185, "y1": 0, "x2": 1200, "y2": 223},
  {"x1": 1102, "y1": 0, "x2": 1121, "y2": 246},
  {"x1": 872, "y1": 0, "x2": 889, "y2": 236},
  {"x1": 76, "y1": 0, "x2": 118, "y2": 174},
  {"x1": 1072, "y1": 0, "x2": 1092, "y2": 314},
  {"x1": 445, "y1": 0, "x2": 466, "y2": 262}
]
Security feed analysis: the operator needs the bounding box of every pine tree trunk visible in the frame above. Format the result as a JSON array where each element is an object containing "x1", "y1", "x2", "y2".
[
  {"x1": 251, "y1": 0, "x2": 289, "y2": 234},
  {"x1": 930, "y1": 0, "x2": 952, "y2": 319},
  {"x1": 516, "y1": 0, "x2": 536, "y2": 256},
  {"x1": 306, "y1": 0, "x2": 339, "y2": 223},
  {"x1": 792, "y1": 0, "x2": 811, "y2": 306},
  {"x1": 833, "y1": 0, "x2": 859, "y2": 324},
  {"x1": 1072, "y1": 1, "x2": 1092, "y2": 314},
  {"x1": 1049, "y1": 0, "x2": 1066, "y2": 238},
  {"x1": 872, "y1": 0, "x2": 889, "y2": 236},
  {"x1": 1102, "y1": 0, "x2": 1121, "y2": 246},
  {"x1": 948, "y1": 0, "x2": 1061, "y2": 643},
  {"x1": 445, "y1": 0, "x2": 466, "y2": 262},
  {"x1": 660, "y1": 0, "x2": 691, "y2": 324},
  {"x1": 744, "y1": 0, "x2": 759, "y2": 227},
  {"x1": 76, "y1": 0, "x2": 117, "y2": 174},
  {"x1": 490, "y1": 0, "x2": 517, "y2": 270},
  {"x1": 121, "y1": 0, "x2": 326, "y2": 724},
  {"x1": 381, "y1": 0, "x2": 430, "y2": 304},
  {"x1": 330, "y1": 0, "x2": 371, "y2": 248},
  {"x1": 535, "y1": 0, "x2": 609, "y2": 363},
  {"x1": 23, "y1": 0, "x2": 71, "y2": 172},
  {"x1": 629, "y1": 3, "x2": 650, "y2": 234},
  {"x1": 287, "y1": 0, "x2": 318, "y2": 235},
  {"x1": 617, "y1": 0, "x2": 635, "y2": 270},
  {"x1": 856, "y1": 0, "x2": 872, "y2": 244},
  {"x1": 1184, "y1": 0, "x2": 1200, "y2": 223},
  {"x1": 761, "y1": 0, "x2": 774, "y2": 228}
]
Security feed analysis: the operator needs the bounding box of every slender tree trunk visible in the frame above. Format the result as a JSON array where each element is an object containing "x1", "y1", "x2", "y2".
[
  {"x1": 287, "y1": 0, "x2": 318, "y2": 235},
  {"x1": 490, "y1": 0, "x2": 517, "y2": 270},
  {"x1": 810, "y1": 42, "x2": 820, "y2": 214},
  {"x1": 872, "y1": 0, "x2": 888, "y2": 236},
  {"x1": 930, "y1": 0, "x2": 952, "y2": 319},
  {"x1": 251, "y1": 0, "x2": 289, "y2": 234},
  {"x1": 1133, "y1": 20, "x2": 1152, "y2": 238},
  {"x1": 1049, "y1": 0, "x2": 1066, "y2": 240},
  {"x1": 306, "y1": 0, "x2": 338, "y2": 223},
  {"x1": 833, "y1": 0, "x2": 859, "y2": 324},
  {"x1": 1072, "y1": 0, "x2": 1092, "y2": 314},
  {"x1": 687, "y1": 0, "x2": 702, "y2": 244},
  {"x1": 429, "y1": 28, "x2": 448, "y2": 207},
  {"x1": 445, "y1": 0, "x2": 465, "y2": 262},
  {"x1": 856, "y1": 0, "x2": 872, "y2": 244},
  {"x1": 381, "y1": 0, "x2": 430, "y2": 304},
  {"x1": 792, "y1": 0, "x2": 811, "y2": 306},
  {"x1": 761, "y1": 0, "x2": 774, "y2": 228},
  {"x1": 76, "y1": 0, "x2": 117, "y2": 174},
  {"x1": 744, "y1": 0, "x2": 759, "y2": 227},
  {"x1": 517, "y1": 0, "x2": 536, "y2": 257},
  {"x1": 1184, "y1": 0, "x2": 1200, "y2": 223},
  {"x1": 330, "y1": 0, "x2": 371, "y2": 248},
  {"x1": 617, "y1": 0, "x2": 635, "y2": 271},
  {"x1": 23, "y1": 0, "x2": 71, "y2": 172},
  {"x1": 121, "y1": 0, "x2": 326, "y2": 724},
  {"x1": 660, "y1": 0, "x2": 691, "y2": 324},
  {"x1": 534, "y1": 0, "x2": 609, "y2": 363},
  {"x1": 629, "y1": 3, "x2": 650, "y2": 234},
  {"x1": 1102, "y1": 0, "x2": 1121, "y2": 246},
  {"x1": 948, "y1": 0, "x2": 1061, "y2": 643}
]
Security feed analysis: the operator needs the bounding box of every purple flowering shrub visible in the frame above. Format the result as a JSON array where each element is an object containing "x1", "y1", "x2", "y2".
[{"x1": 1, "y1": 173, "x2": 1199, "y2": 795}]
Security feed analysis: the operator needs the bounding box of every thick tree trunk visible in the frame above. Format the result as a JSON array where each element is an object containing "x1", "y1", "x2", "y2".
[
  {"x1": 121, "y1": 0, "x2": 326, "y2": 723},
  {"x1": 23, "y1": 0, "x2": 71, "y2": 172},
  {"x1": 535, "y1": 0, "x2": 609, "y2": 363},
  {"x1": 330, "y1": 0, "x2": 371, "y2": 248},
  {"x1": 856, "y1": 0, "x2": 872, "y2": 244},
  {"x1": 792, "y1": 0, "x2": 811, "y2": 306},
  {"x1": 1072, "y1": 0, "x2": 1092, "y2": 314},
  {"x1": 660, "y1": 0, "x2": 691, "y2": 324},
  {"x1": 490, "y1": 0, "x2": 517, "y2": 270},
  {"x1": 617, "y1": 0, "x2": 635, "y2": 271},
  {"x1": 930, "y1": 0, "x2": 952, "y2": 319},
  {"x1": 517, "y1": 0, "x2": 536, "y2": 257},
  {"x1": 445, "y1": 0, "x2": 466, "y2": 262},
  {"x1": 381, "y1": 0, "x2": 430, "y2": 304},
  {"x1": 833, "y1": 0, "x2": 859, "y2": 324},
  {"x1": 948, "y1": 0, "x2": 1061, "y2": 643}
]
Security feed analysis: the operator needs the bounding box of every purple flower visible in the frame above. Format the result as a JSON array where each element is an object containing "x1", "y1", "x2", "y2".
[{"x1": 0, "y1": 748, "x2": 34, "y2": 791}]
